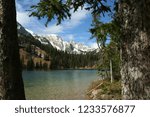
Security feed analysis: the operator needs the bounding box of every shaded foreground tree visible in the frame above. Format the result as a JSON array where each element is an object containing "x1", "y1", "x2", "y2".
[
  {"x1": 0, "y1": 0, "x2": 25, "y2": 99},
  {"x1": 118, "y1": 0, "x2": 150, "y2": 99}
]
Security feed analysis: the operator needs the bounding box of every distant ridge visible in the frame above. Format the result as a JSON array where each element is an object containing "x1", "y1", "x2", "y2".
[{"x1": 17, "y1": 22, "x2": 97, "y2": 54}]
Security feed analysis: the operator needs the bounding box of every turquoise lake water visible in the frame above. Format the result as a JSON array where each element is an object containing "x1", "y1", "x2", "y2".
[{"x1": 23, "y1": 70, "x2": 98, "y2": 100}]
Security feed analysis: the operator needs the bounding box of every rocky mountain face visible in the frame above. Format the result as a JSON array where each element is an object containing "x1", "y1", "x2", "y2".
[
  {"x1": 17, "y1": 22, "x2": 96, "y2": 54},
  {"x1": 17, "y1": 22, "x2": 33, "y2": 37},
  {"x1": 34, "y1": 34, "x2": 95, "y2": 54}
]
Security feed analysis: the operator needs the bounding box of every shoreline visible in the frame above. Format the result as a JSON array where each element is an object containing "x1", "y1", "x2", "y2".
[{"x1": 23, "y1": 68, "x2": 97, "y2": 71}]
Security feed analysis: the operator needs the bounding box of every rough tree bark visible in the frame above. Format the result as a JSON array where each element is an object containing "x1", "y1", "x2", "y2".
[
  {"x1": 0, "y1": 0, "x2": 25, "y2": 99},
  {"x1": 119, "y1": 0, "x2": 150, "y2": 99}
]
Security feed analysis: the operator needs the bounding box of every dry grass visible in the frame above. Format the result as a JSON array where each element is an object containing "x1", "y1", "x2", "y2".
[{"x1": 87, "y1": 78, "x2": 122, "y2": 100}]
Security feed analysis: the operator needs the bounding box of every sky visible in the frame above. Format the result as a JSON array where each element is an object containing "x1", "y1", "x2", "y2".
[{"x1": 16, "y1": 0, "x2": 114, "y2": 48}]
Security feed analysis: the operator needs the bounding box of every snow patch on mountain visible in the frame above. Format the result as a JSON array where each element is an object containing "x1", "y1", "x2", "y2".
[
  {"x1": 34, "y1": 34, "x2": 96, "y2": 54},
  {"x1": 17, "y1": 22, "x2": 97, "y2": 54}
]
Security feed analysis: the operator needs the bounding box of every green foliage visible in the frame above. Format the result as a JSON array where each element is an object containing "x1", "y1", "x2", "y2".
[
  {"x1": 89, "y1": 10, "x2": 121, "y2": 80},
  {"x1": 90, "y1": 19, "x2": 121, "y2": 79},
  {"x1": 29, "y1": 0, "x2": 110, "y2": 25},
  {"x1": 49, "y1": 49, "x2": 99, "y2": 70},
  {"x1": 97, "y1": 41, "x2": 120, "y2": 80},
  {"x1": 90, "y1": 18, "x2": 121, "y2": 48},
  {"x1": 29, "y1": 0, "x2": 71, "y2": 26},
  {"x1": 20, "y1": 55, "x2": 25, "y2": 69},
  {"x1": 25, "y1": 44, "x2": 32, "y2": 53},
  {"x1": 43, "y1": 63, "x2": 48, "y2": 70},
  {"x1": 35, "y1": 62, "x2": 40, "y2": 69},
  {"x1": 27, "y1": 57, "x2": 34, "y2": 70},
  {"x1": 94, "y1": 21, "x2": 121, "y2": 79}
]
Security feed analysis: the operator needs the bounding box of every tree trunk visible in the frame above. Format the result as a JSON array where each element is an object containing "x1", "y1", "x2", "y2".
[
  {"x1": 0, "y1": 0, "x2": 25, "y2": 99},
  {"x1": 110, "y1": 59, "x2": 113, "y2": 83},
  {"x1": 119, "y1": 0, "x2": 150, "y2": 99}
]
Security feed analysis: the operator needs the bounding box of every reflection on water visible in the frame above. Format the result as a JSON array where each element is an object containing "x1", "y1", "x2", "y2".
[{"x1": 23, "y1": 70, "x2": 98, "y2": 100}]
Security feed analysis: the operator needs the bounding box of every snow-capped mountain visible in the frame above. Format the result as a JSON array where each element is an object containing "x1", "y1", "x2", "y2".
[
  {"x1": 34, "y1": 34, "x2": 95, "y2": 54},
  {"x1": 17, "y1": 23, "x2": 96, "y2": 54}
]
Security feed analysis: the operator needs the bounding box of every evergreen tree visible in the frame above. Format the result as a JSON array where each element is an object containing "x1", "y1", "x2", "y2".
[
  {"x1": 26, "y1": 43, "x2": 32, "y2": 53},
  {"x1": 21, "y1": 55, "x2": 25, "y2": 69},
  {"x1": 43, "y1": 63, "x2": 48, "y2": 70},
  {"x1": 27, "y1": 58, "x2": 34, "y2": 70},
  {"x1": 39, "y1": 61, "x2": 42, "y2": 69},
  {"x1": 35, "y1": 62, "x2": 40, "y2": 69}
]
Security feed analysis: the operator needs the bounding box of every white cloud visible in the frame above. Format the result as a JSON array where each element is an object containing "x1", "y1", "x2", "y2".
[
  {"x1": 66, "y1": 34, "x2": 74, "y2": 40},
  {"x1": 16, "y1": 2, "x2": 23, "y2": 11},
  {"x1": 16, "y1": 2, "x2": 36, "y2": 26},
  {"x1": 43, "y1": 8, "x2": 89, "y2": 34},
  {"x1": 89, "y1": 42, "x2": 99, "y2": 49},
  {"x1": 17, "y1": 12, "x2": 30, "y2": 25},
  {"x1": 64, "y1": 8, "x2": 89, "y2": 28},
  {"x1": 17, "y1": 0, "x2": 39, "y2": 8}
]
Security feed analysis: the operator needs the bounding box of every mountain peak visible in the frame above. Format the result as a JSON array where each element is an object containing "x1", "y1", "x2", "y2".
[{"x1": 17, "y1": 22, "x2": 97, "y2": 54}]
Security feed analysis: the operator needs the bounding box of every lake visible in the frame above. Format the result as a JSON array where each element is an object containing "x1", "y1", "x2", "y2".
[{"x1": 23, "y1": 70, "x2": 98, "y2": 100}]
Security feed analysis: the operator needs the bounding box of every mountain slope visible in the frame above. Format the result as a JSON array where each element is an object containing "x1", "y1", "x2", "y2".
[
  {"x1": 17, "y1": 22, "x2": 33, "y2": 37},
  {"x1": 34, "y1": 34, "x2": 96, "y2": 54},
  {"x1": 17, "y1": 22, "x2": 96, "y2": 54}
]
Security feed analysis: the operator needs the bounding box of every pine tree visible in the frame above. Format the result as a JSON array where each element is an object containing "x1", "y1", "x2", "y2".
[{"x1": 27, "y1": 58, "x2": 34, "y2": 70}]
